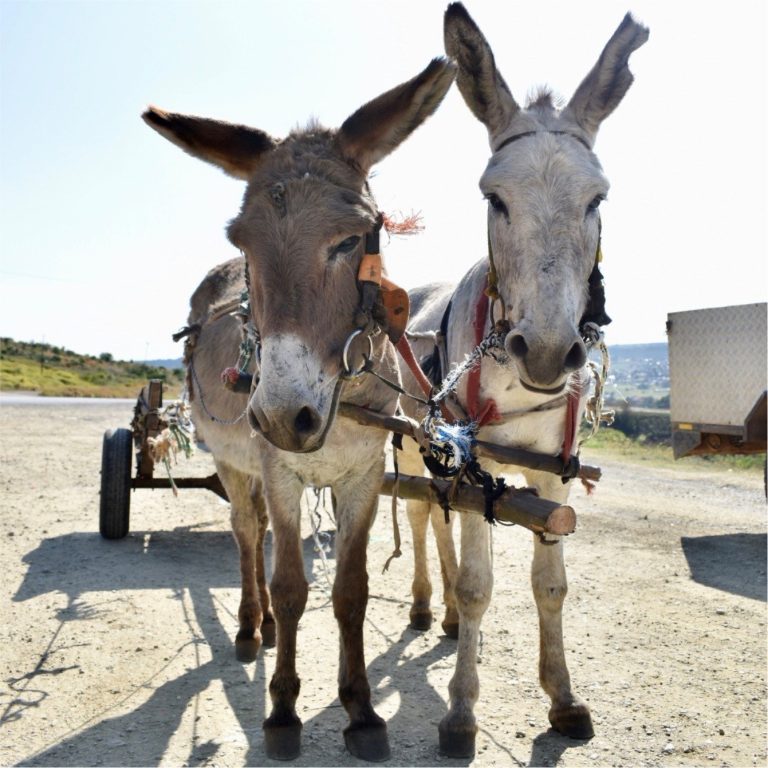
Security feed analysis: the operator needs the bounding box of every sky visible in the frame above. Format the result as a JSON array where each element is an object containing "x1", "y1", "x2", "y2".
[{"x1": 0, "y1": 0, "x2": 765, "y2": 362}]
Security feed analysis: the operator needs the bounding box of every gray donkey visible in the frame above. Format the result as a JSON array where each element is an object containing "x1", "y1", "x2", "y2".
[
  {"x1": 398, "y1": 4, "x2": 648, "y2": 757},
  {"x1": 142, "y1": 57, "x2": 455, "y2": 761}
]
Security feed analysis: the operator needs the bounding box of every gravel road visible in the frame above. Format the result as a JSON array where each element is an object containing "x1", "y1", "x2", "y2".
[{"x1": 1, "y1": 399, "x2": 765, "y2": 767}]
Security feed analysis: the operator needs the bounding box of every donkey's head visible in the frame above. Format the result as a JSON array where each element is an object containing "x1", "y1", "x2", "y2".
[
  {"x1": 445, "y1": 3, "x2": 648, "y2": 393},
  {"x1": 144, "y1": 58, "x2": 455, "y2": 451}
]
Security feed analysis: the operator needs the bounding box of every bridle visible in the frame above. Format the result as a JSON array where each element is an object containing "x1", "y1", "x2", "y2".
[
  {"x1": 485, "y1": 215, "x2": 610, "y2": 346},
  {"x1": 494, "y1": 129, "x2": 592, "y2": 153},
  {"x1": 233, "y1": 212, "x2": 399, "y2": 381},
  {"x1": 340, "y1": 213, "x2": 412, "y2": 379},
  {"x1": 483, "y1": 129, "x2": 611, "y2": 344},
  {"x1": 226, "y1": 212, "x2": 413, "y2": 448}
]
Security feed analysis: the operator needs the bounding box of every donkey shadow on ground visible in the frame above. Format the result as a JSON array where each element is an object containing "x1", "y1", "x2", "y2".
[{"x1": 9, "y1": 523, "x2": 488, "y2": 766}]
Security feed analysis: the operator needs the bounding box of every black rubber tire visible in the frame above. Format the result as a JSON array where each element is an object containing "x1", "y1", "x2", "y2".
[{"x1": 99, "y1": 428, "x2": 133, "y2": 539}]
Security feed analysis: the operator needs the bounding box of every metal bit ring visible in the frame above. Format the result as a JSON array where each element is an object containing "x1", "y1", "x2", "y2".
[{"x1": 342, "y1": 329, "x2": 373, "y2": 378}]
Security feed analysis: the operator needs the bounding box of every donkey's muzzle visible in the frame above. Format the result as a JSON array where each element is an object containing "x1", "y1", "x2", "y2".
[
  {"x1": 248, "y1": 401, "x2": 326, "y2": 452},
  {"x1": 504, "y1": 326, "x2": 587, "y2": 392},
  {"x1": 245, "y1": 332, "x2": 337, "y2": 452}
]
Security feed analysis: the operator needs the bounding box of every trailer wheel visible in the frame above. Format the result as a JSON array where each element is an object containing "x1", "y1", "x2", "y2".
[{"x1": 100, "y1": 428, "x2": 133, "y2": 539}]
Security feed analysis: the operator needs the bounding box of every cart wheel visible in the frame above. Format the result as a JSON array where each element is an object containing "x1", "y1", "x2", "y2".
[{"x1": 100, "y1": 428, "x2": 133, "y2": 539}]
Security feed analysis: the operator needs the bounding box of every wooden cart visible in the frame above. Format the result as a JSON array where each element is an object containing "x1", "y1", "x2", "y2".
[{"x1": 99, "y1": 379, "x2": 226, "y2": 539}]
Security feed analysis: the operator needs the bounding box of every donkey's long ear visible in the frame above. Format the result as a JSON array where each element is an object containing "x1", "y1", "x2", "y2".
[
  {"x1": 142, "y1": 107, "x2": 276, "y2": 180},
  {"x1": 336, "y1": 57, "x2": 456, "y2": 173},
  {"x1": 564, "y1": 14, "x2": 649, "y2": 142},
  {"x1": 443, "y1": 2, "x2": 519, "y2": 140}
]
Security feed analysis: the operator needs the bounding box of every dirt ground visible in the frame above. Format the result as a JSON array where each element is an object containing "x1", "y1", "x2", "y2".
[{"x1": 1, "y1": 398, "x2": 766, "y2": 768}]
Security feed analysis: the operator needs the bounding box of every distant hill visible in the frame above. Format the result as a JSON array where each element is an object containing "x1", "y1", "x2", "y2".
[
  {"x1": 607, "y1": 342, "x2": 667, "y2": 364},
  {"x1": 146, "y1": 358, "x2": 183, "y2": 370},
  {"x1": 1, "y1": 336, "x2": 670, "y2": 402},
  {"x1": 0, "y1": 338, "x2": 184, "y2": 397},
  {"x1": 601, "y1": 342, "x2": 669, "y2": 408}
]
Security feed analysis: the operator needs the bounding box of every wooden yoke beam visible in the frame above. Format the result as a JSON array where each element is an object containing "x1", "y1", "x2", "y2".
[
  {"x1": 337, "y1": 403, "x2": 595, "y2": 535},
  {"x1": 338, "y1": 402, "x2": 601, "y2": 482},
  {"x1": 381, "y1": 472, "x2": 576, "y2": 535}
]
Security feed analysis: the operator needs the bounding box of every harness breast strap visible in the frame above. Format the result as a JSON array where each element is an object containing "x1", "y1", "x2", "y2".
[
  {"x1": 466, "y1": 290, "x2": 501, "y2": 426},
  {"x1": 467, "y1": 285, "x2": 582, "y2": 471}
]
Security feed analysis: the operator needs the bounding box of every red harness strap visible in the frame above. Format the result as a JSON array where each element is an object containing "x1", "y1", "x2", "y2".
[
  {"x1": 468, "y1": 286, "x2": 583, "y2": 468},
  {"x1": 395, "y1": 334, "x2": 433, "y2": 400},
  {"x1": 561, "y1": 379, "x2": 583, "y2": 465},
  {"x1": 395, "y1": 334, "x2": 459, "y2": 423},
  {"x1": 397, "y1": 284, "x2": 583, "y2": 471},
  {"x1": 466, "y1": 291, "x2": 501, "y2": 426}
]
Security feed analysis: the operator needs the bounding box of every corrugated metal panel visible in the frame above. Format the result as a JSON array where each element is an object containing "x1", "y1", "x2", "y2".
[{"x1": 668, "y1": 303, "x2": 767, "y2": 427}]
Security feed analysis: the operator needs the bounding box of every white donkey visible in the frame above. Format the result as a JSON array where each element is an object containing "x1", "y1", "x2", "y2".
[
  {"x1": 143, "y1": 58, "x2": 455, "y2": 762},
  {"x1": 398, "y1": 3, "x2": 648, "y2": 757}
]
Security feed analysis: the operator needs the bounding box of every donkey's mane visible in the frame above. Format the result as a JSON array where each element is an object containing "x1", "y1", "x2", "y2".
[
  {"x1": 524, "y1": 87, "x2": 565, "y2": 112},
  {"x1": 291, "y1": 116, "x2": 325, "y2": 135}
]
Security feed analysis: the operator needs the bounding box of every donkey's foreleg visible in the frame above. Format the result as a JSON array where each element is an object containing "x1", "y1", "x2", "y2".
[
  {"x1": 261, "y1": 470, "x2": 308, "y2": 760},
  {"x1": 430, "y1": 504, "x2": 459, "y2": 637},
  {"x1": 399, "y1": 443, "x2": 433, "y2": 629},
  {"x1": 251, "y1": 475, "x2": 275, "y2": 648},
  {"x1": 405, "y1": 499, "x2": 433, "y2": 629},
  {"x1": 527, "y1": 472, "x2": 593, "y2": 740},
  {"x1": 400, "y1": 443, "x2": 458, "y2": 635},
  {"x1": 214, "y1": 460, "x2": 272, "y2": 662},
  {"x1": 333, "y1": 468, "x2": 390, "y2": 762},
  {"x1": 438, "y1": 513, "x2": 492, "y2": 758}
]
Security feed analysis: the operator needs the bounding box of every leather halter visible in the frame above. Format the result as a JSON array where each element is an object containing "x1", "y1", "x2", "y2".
[
  {"x1": 494, "y1": 129, "x2": 592, "y2": 153},
  {"x1": 451, "y1": 128, "x2": 612, "y2": 465},
  {"x1": 352, "y1": 214, "x2": 410, "y2": 345},
  {"x1": 345, "y1": 216, "x2": 433, "y2": 398},
  {"x1": 486, "y1": 127, "x2": 610, "y2": 334}
]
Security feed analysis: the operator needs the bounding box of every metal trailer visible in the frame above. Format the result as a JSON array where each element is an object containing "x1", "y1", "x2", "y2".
[{"x1": 667, "y1": 302, "x2": 767, "y2": 459}]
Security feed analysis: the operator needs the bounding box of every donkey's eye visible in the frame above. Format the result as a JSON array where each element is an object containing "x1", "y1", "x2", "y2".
[
  {"x1": 330, "y1": 235, "x2": 361, "y2": 259},
  {"x1": 587, "y1": 195, "x2": 605, "y2": 214},
  {"x1": 485, "y1": 193, "x2": 509, "y2": 218}
]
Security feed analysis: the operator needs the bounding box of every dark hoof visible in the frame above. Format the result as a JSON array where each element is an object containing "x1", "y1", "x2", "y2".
[
  {"x1": 344, "y1": 722, "x2": 390, "y2": 762},
  {"x1": 260, "y1": 617, "x2": 276, "y2": 648},
  {"x1": 235, "y1": 635, "x2": 259, "y2": 663},
  {"x1": 438, "y1": 720, "x2": 476, "y2": 758},
  {"x1": 549, "y1": 701, "x2": 594, "y2": 740},
  {"x1": 441, "y1": 619, "x2": 459, "y2": 639},
  {"x1": 263, "y1": 717, "x2": 302, "y2": 760},
  {"x1": 409, "y1": 610, "x2": 433, "y2": 632}
]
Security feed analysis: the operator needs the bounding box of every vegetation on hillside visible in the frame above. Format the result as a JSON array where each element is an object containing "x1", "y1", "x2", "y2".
[
  {"x1": 0, "y1": 338, "x2": 184, "y2": 397},
  {"x1": 0, "y1": 338, "x2": 763, "y2": 477},
  {"x1": 602, "y1": 342, "x2": 670, "y2": 410}
]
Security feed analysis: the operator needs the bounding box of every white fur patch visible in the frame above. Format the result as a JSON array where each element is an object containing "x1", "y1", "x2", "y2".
[{"x1": 249, "y1": 333, "x2": 333, "y2": 418}]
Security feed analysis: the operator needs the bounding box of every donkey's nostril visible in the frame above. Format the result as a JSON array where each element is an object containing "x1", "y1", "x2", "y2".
[
  {"x1": 506, "y1": 332, "x2": 529, "y2": 360},
  {"x1": 294, "y1": 406, "x2": 321, "y2": 435},
  {"x1": 563, "y1": 340, "x2": 587, "y2": 372}
]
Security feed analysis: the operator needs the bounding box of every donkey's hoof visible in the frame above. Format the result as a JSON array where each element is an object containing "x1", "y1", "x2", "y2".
[
  {"x1": 344, "y1": 722, "x2": 390, "y2": 762},
  {"x1": 409, "y1": 609, "x2": 433, "y2": 632},
  {"x1": 263, "y1": 716, "x2": 302, "y2": 760},
  {"x1": 235, "y1": 635, "x2": 259, "y2": 663},
  {"x1": 549, "y1": 701, "x2": 594, "y2": 740},
  {"x1": 438, "y1": 719, "x2": 477, "y2": 758},
  {"x1": 441, "y1": 619, "x2": 459, "y2": 639},
  {"x1": 442, "y1": 606, "x2": 460, "y2": 638},
  {"x1": 260, "y1": 617, "x2": 276, "y2": 648}
]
